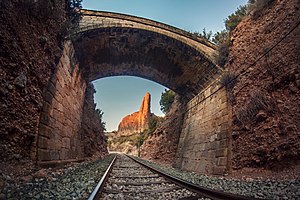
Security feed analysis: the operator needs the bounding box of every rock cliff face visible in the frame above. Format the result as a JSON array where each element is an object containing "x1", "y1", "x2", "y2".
[
  {"x1": 140, "y1": 94, "x2": 185, "y2": 166},
  {"x1": 118, "y1": 92, "x2": 151, "y2": 136},
  {"x1": 80, "y1": 84, "x2": 108, "y2": 158},
  {"x1": 226, "y1": 0, "x2": 300, "y2": 169}
]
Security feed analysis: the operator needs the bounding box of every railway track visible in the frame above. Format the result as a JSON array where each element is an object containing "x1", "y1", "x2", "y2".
[{"x1": 88, "y1": 154, "x2": 257, "y2": 200}]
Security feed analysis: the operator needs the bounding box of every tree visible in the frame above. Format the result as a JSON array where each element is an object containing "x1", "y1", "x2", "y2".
[
  {"x1": 194, "y1": 28, "x2": 213, "y2": 41},
  {"x1": 96, "y1": 108, "x2": 106, "y2": 131},
  {"x1": 65, "y1": 0, "x2": 83, "y2": 36},
  {"x1": 212, "y1": 30, "x2": 229, "y2": 46},
  {"x1": 148, "y1": 115, "x2": 163, "y2": 135},
  {"x1": 159, "y1": 89, "x2": 175, "y2": 114},
  {"x1": 211, "y1": 4, "x2": 248, "y2": 67},
  {"x1": 225, "y1": 5, "x2": 248, "y2": 32}
]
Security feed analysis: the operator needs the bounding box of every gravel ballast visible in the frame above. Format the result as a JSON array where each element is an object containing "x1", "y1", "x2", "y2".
[
  {"x1": 3, "y1": 155, "x2": 114, "y2": 200},
  {"x1": 135, "y1": 157, "x2": 300, "y2": 200},
  {"x1": 2, "y1": 154, "x2": 299, "y2": 199},
  {"x1": 101, "y1": 154, "x2": 203, "y2": 200}
]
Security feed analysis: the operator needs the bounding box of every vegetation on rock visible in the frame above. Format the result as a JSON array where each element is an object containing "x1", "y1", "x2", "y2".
[
  {"x1": 202, "y1": 0, "x2": 276, "y2": 67},
  {"x1": 225, "y1": 5, "x2": 248, "y2": 32},
  {"x1": 160, "y1": 89, "x2": 175, "y2": 114},
  {"x1": 248, "y1": 0, "x2": 276, "y2": 16},
  {"x1": 193, "y1": 28, "x2": 213, "y2": 41}
]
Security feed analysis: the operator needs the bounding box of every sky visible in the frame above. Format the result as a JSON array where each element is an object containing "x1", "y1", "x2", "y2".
[{"x1": 83, "y1": 0, "x2": 248, "y2": 132}]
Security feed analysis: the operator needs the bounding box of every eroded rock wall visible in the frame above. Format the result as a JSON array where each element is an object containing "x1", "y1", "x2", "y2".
[
  {"x1": 140, "y1": 95, "x2": 185, "y2": 166},
  {"x1": 226, "y1": 0, "x2": 300, "y2": 169},
  {"x1": 80, "y1": 83, "x2": 108, "y2": 158}
]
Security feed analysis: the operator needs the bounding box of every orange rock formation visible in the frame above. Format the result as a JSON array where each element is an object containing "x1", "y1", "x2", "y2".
[{"x1": 118, "y1": 92, "x2": 151, "y2": 136}]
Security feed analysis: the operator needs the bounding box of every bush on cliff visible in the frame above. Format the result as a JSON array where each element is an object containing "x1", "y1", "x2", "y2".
[
  {"x1": 193, "y1": 28, "x2": 213, "y2": 41},
  {"x1": 159, "y1": 89, "x2": 175, "y2": 114},
  {"x1": 212, "y1": 4, "x2": 248, "y2": 67},
  {"x1": 247, "y1": 0, "x2": 275, "y2": 17},
  {"x1": 96, "y1": 108, "x2": 106, "y2": 132},
  {"x1": 224, "y1": 5, "x2": 248, "y2": 32}
]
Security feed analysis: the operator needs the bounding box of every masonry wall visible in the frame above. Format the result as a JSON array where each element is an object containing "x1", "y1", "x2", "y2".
[
  {"x1": 35, "y1": 41, "x2": 87, "y2": 163},
  {"x1": 175, "y1": 82, "x2": 231, "y2": 175}
]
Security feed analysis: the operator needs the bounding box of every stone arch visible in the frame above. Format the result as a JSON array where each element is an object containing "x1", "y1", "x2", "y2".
[{"x1": 73, "y1": 9, "x2": 222, "y2": 100}]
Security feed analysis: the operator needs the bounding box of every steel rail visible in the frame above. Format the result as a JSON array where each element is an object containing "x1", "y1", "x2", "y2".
[
  {"x1": 88, "y1": 155, "x2": 117, "y2": 200},
  {"x1": 127, "y1": 155, "x2": 261, "y2": 200}
]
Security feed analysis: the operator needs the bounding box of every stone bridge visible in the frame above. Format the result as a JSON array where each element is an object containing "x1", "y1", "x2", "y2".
[
  {"x1": 74, "y1": 9, "x2": 222, "y2": 100},
  {"x1": 36, "y1": 9, "x2": 231, "y2": 175}
]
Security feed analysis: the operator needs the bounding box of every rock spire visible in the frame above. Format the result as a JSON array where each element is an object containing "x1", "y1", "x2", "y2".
[{"x1": 117, "y1": 92, "x2": 151, "y2": 135}]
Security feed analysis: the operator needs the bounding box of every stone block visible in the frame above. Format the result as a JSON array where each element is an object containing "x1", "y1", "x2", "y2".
[
  {"x1": 47, "y1": 140, "x2": 56, "y2": 150},
  {"x1": 65, "y1": 126, "x2": 74, "y2": 137},
  {"x1": 50, "y1": 150, "x2": 60, "y2": 160},
  {"x1": 216, "y1": 148, "x2": 228, "y2": 157},
  {"x1": 62, "y1": 137, "x2": 71, "y2": 149},
  {"x1": 53, "y1": 109, "x2": 62, "y2": 122},
  {"x1": 38, "y1": 136, "x2": 49, "y2": 149},
  {"x1": 209, "y1": 134, "x2": 217, "y2": 142},
  {"x1": 48, "y1": 82, "x2": 56, "y2": 96},
  {"x1": 43, "y1": 91, "x2": 53, "y2": 104},
  {"x1": 213, "y1": 166, "x2": 226, "y2": 175},
  {"x1": 217, "y1": 130, "x2": 228, "y2": 140},
  {"x1": 53, "y1": 100, "x2": 64, "y2": 112},
  {"x1": 70, "y1": 138, "x2": 75, "y2": 147},
  {"x1": 195, "y1": 161, "x2": 206, "y2": 173},
  {"x1": 49, "y1": 72, "x2": 58, "y2": 84},
  {"x1": 60, "y1": 149, "x2": 69, "y2": 160},
  {"x1": 53, "y1": 134, "x2": 62, "y2": 149},
  {"x1": 40, "y1": 112, "x2": 51, "y2": 125},
  {"x1": 42, "y1": 102, "x2": 51, "y2": 113},
  {"x1": 217, "y1": 157, "x2": 227, "y2": 166},
  {"x1": 185, "y1": 160, "x2": 197, "y2": 171},
  {"x1": 55, "y1": 80, "x2": 63, "y2": 93},
  {"x1": 207, "y1": 150, "x2": 216, "y2": 158},
  {"x1": 55, "y1": 90, "x2": 65, "y2": 104},
  {"x1": 220, "y1": 102, "x2": 227, "y2": 110},
  {"x1": 53, "y1": 121, "x2": 63, "y2": 134},
  {"x1": 39, "y1": 124, "x2": 53, "y2": 138},
  {"x1": 220, "y1": 122, "x2": 228, "y2": 131},
  {"x1": 210, "y1": 140, "x2": 220, "y2": 150},
  {"x1": 220, "y1": 108, "x2": 228, "y2": 117},
  {"x1": 38, "y1": 149, "x2": 51, "y2": 161},
  {"x1": 219, "y1": 139, "x2": 228, "y2": 148},
  {"x1": 221, "y1": 95, "x2": 227, "y2": 103},
  {"x1": 194, "y1": 143, "x2": 205, "y2": 152}
]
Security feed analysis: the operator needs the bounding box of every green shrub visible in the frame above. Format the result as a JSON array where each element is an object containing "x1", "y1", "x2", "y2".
[
  {"x1": 96, "y1": 108, "x2": 106, "y2": 131},
  {"x1": 225, "y1": 5, "x2": 248, "y2": 32},
  {"x1": 159, "y1": 89, "x2": 175, "y2": 114},
  {"x1": 219, "y1": 71, "x2": 237, "y2": 104},
  {"x1": 235, "y1": 90, "x2": 275, "y2": 125},
  {"x1": 193, "y1": 28, "x2": 213, "y2": 41},
  {"x1": 248, "y1": 0, "x2": 275, "y2": 15},
  {"x1": 66, "y1": 0, "x2": 83, "y2": 24},
  {"x1": 63, "y1": 0, "x2": 83, "y2": 38},
  {"x1": 217, "y1": 40, "x2": 231, "y2": 67},
  {"x1": 212, "y1": 30, "x2": 229, "y2": 46},
  {"x1": 219, "y1": 71, "x2": 237, "y2": 90},
  {"x1": 212, "y1": 4, "x2": 247, "y2": 67}
]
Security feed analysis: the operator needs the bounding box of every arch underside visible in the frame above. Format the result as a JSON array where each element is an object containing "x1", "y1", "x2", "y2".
[{"x1": 73, "y1": 27, "x2": 222, "y2": 100}]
